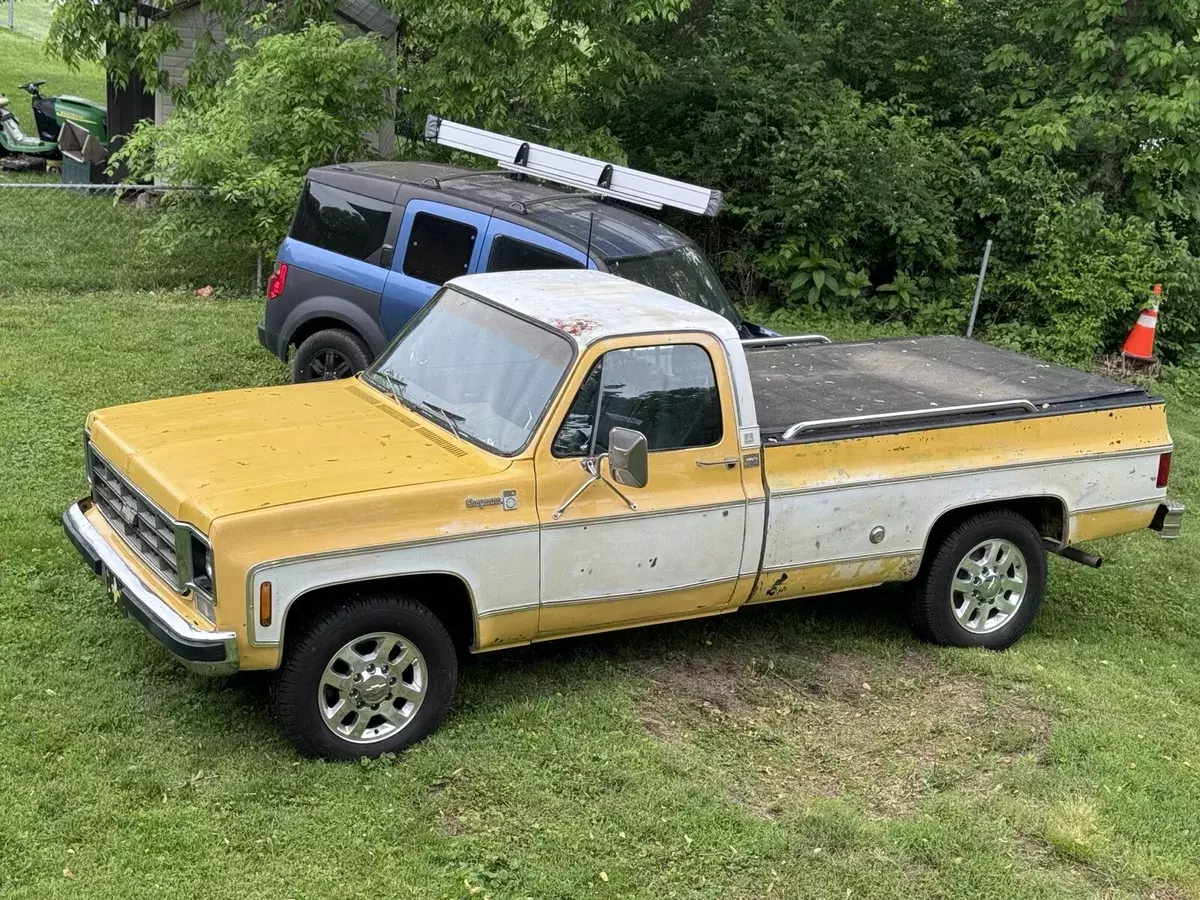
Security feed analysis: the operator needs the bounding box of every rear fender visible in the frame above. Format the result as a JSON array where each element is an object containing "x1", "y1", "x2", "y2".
[{"x1": 278, "y1": 296, "x2": 389, "y2": 359}]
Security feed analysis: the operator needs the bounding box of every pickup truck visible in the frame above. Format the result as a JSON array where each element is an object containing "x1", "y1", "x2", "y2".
[{"x1": 63, "y1": 270, "x2": 1184, "y2": 759}]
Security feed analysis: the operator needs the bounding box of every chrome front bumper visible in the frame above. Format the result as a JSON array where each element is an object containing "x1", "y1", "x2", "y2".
[
  {"x1": 1151, "y1": 500, "x2": 1186, "y2": 540},
  {"x1": 63, "y1": 501, "x2": 239, "y2": 674}
]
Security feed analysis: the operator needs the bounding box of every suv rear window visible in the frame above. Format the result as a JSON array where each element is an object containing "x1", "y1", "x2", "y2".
[
  {"x1": 403, "y1": 213, "x2": 477, "y2": 285},
  {"x1": 487, "y1": 236, "x2": 583, "y2": 273},
  {"x1": 291, "y1": 182, "x2": 392, "y2": 265}
]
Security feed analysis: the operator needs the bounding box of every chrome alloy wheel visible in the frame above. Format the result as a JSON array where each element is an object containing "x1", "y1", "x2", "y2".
[
  {"x1": 950, "y1": 539, "x2": 1027, "y2": 635},
  {"x1": 318, "y1": 631, "x2": 427, "y2": 744}
]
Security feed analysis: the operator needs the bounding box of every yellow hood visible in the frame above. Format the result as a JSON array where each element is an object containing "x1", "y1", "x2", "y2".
[{"x1": 87, "y1": 378, "x2": 510, "y2": 531}]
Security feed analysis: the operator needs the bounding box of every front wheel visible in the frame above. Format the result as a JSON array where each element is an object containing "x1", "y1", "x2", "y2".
[
  {"x1": 273, "y1": 594, "x2": 458, "y2": 759},
  {"x1": 909, "y1": 510, "x2": 1047, "y2": 650}
]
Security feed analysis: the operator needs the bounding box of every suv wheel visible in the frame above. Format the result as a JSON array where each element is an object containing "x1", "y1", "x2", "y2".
[
  {"x1": 908, "y1": 510, "x2": 1047, "y2": 650},
  {"x1": 273, "y1": 593, "x2": 458, "y2": 759},
  {"x1": 292, "y1": 328, "x2": 370, "y2": 383}
]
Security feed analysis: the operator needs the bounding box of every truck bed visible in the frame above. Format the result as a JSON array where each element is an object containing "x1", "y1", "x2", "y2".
[{"x1": 746, "y1": 335, "x2": 1154, "y2": 443}]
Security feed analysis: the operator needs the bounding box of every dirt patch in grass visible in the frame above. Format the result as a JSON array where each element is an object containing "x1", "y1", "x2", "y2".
[{"x1": 634, "y1": 646, "x2": 1050, "y2": 820}]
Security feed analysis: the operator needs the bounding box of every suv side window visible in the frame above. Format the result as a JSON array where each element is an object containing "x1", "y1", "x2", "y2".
[
  {"x1": 291, "y1": 181, "x2": 392, "y2": 265},
  {"x1": 403, "y1": 212, "x2": 477, "y2": 285},
  {"x1": 552, "y1": 344, "x2": 723, "y2": 457},
  {"x1": 488, "y1": 236, "x2": 584, "y2": 273}
]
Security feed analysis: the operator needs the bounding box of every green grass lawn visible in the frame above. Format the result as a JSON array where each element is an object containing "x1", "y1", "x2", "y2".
[
  {"x1": 6, "y1": 0, "x2": 59, "y2": 43},
  {"x1": 1, "y1": 290, "x2": 1198, "y2": 899},
  {"x1": 0, "y1": 186, "x2": 260, "y2": 294}
]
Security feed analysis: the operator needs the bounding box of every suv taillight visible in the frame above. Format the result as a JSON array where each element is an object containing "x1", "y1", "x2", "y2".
[
  {"x1": 1157, "y1": 452, "x2": 1172, "y2": 489},
  {"x1": 266, "y1": 262, "x2": 288, "y2": 300}
]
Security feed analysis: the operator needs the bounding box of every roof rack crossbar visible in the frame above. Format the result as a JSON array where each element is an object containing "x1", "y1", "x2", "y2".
[
  {"x1": 424, "y1": 115, "x2": 723, "y2": 217},
  {"x1": 508, "y1": 192, "x2": 603, "y2": 215},
  {"x1": 421, "y1": 170, "x2": 512, "y2": 189}
]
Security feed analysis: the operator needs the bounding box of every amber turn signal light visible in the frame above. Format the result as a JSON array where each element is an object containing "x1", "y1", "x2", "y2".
[{"x1": 259, "y1": 581, "x2": 273, "y2": 627}]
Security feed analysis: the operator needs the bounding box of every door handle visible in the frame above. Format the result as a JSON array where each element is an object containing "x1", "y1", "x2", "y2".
[{"x1": 696, "y1": 457, "x2": 739, "y2": 469}]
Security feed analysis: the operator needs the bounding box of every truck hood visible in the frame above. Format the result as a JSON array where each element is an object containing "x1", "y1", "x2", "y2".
[{"x1": 87, "y1": 378, "x2": 510, "y2": 531}]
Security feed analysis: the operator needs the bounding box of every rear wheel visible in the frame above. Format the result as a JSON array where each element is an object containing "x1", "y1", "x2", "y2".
[
  {"x1": 909, "y1": 510, "x2": 1047, "y2": 649},
  {"x1": 291, "y1": 328, "x2": 370, "y2": 383},
  {"x1": 273, "y1": 594, "x2": 458, "y2": 759}
]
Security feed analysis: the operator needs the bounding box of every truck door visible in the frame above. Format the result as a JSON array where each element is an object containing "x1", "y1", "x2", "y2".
[
  {"x1": 380, "y1": 201, "x2": 490, "y2": 338},
  {"x1": 480, "y1": 218, "x2": 591, "y2": 273},
  {"x1": 534, "y1": 334, "x2": 749, "y2": 637}
]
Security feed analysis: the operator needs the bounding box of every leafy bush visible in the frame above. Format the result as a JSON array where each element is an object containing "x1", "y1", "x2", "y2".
[
  {"x1": 113, "y1": 22, "x2": 393, "y2": 254},
  {"x1": 613, "y1": 0, "x2": 1200, "y2": 365}
]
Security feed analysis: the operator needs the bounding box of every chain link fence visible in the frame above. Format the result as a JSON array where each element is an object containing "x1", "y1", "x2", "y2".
[
  {"x1": 0, "y1": 182, "x2": 262, "y2": 296},
  {"x1": 4, "y1": 0, "x2": 52, "y2": 41}
]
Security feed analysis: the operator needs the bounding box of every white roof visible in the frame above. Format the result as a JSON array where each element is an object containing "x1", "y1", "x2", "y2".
[{"x1": 449, "y1": 270, "x2": 739, "y2": 347}]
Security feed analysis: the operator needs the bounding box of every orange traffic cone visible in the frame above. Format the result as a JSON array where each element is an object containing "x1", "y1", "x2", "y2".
[{"x1": 1122, "y1": 284, "x2": 1161, "y2": 361}]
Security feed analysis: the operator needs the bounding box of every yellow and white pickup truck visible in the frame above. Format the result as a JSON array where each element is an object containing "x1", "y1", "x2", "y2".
[{"x1": 64, "y1": 270, "x2": 1184, "y2": 759}]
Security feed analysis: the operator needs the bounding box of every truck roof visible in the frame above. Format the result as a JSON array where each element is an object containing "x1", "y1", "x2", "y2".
[
  {"x1": 450, "y1": 270, "x2": 741, "y2": 347},
  {"x1": 308, "y1": 161, "x2": 691, "y2": 259}
]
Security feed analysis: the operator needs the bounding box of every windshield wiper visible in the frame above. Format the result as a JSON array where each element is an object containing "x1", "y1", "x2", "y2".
[
  {"x1": 373, "y1": 371, "x2": 409, "y2": 405},
  {"x1": 420, "y1": 400, "x2": 464, "y2": 440}
]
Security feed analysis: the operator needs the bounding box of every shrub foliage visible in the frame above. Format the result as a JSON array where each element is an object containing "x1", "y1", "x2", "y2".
[{"x1": 52, "y1": 0, "x2": 1200, "y2": 363}]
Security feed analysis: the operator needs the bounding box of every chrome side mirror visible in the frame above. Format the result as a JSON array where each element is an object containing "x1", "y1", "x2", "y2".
[{"x1": 607, "y1": 427, "x2": 648, "y2": 488}]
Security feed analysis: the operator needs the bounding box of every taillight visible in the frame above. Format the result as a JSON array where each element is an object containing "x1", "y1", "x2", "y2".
[
  {"x1": 266, "y1": 262, "x2": 288, "y2": 300},
  {"x1": 1157, "y1": 452, "x2": 1172, "y2": 489}
]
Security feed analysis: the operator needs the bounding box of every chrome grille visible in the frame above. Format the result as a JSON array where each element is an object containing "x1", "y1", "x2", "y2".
[{"x1": 89, "y1": 445, "x2": 182, "y2": 590}]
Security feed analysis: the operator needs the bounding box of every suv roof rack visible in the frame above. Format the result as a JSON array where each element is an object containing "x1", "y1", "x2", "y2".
[{"x1": 424, "y1": 115, "x2": 724, "y2": 217}]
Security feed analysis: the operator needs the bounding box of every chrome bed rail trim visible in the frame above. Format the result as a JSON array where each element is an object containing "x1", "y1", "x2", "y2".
[
  {"x1": 780, "y1": 399, "x2": 1039, "y2": 441},
  {"x1": 742, "y1": 334, "x2": 832, "y2": 348}
]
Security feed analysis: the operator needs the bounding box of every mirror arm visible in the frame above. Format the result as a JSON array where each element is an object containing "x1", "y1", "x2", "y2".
[{"x1": 551, "y1": 455, "x2": 639, "y2": 520}]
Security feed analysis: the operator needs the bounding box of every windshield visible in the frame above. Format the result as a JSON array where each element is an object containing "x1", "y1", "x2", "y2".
[
  {"x1": 366, "y1": 288, "x2": 574, "y2": 455},
  {"x1": 606, "y1": 244, "x2": 740, "y2": 327}
]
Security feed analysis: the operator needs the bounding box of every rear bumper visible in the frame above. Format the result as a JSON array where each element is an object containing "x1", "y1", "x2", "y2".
[
  {"x1": 257, "y1": 322, "x2": 285, "y2": 361},
  {"x1": 63, "y1": 501, "x2": 239, "y2": 674},
  {"x1": 1150, "y1": 500, "x2": 1185, "y2": 539}
]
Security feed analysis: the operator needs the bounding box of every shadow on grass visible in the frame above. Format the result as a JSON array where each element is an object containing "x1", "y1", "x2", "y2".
[{"x1": 168, "y1": 584, "x2": 916, "y2": 758}]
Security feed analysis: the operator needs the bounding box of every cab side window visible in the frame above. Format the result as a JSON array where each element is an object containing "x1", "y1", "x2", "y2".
[
  {"x1": 403, "y1": 212, "x2": 477, "y2": 285},
  {"x1": 552, "y1": 344, "x2": 723, "y2": 457},
  {"x1": 487, "y1": 236, "x2": 584, "y2": 273}
]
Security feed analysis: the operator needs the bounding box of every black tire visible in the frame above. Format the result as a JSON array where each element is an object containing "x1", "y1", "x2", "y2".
[
  {"x1": 909, "y1": 510, "x2": 1047, "y2": 650},
  {"x1": 291, "y1": 328, "x2": 371, "y2": 383},
  {"x1": 273, "y1": 593, "x2": 458, "y2": 760}
]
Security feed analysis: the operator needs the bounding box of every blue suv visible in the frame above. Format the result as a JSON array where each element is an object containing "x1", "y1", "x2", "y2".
[{"x1": 258, "y1": 161, "x2": 771, "y2": 382}]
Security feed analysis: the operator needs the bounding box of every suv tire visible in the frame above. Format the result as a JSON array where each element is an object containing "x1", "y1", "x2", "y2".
[
  {"x1": 273, "y1": 593, "x2": 458, "y2": 760},
  {"x1": 909, "y1": 510, "x2": 1047, "y2": 650},
  {"x1": 291, "y1": 328, "x2": 371, "y2": 383}
]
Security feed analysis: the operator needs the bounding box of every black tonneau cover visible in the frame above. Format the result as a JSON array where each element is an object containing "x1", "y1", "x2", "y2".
[{"x1": 747, "y1": 336, "x2": 1155, "y2": 443}]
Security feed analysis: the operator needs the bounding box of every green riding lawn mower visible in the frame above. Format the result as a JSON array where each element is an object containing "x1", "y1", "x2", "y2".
[{"x1": 0, "y1": 81, "x2": 107, "y2": 173}]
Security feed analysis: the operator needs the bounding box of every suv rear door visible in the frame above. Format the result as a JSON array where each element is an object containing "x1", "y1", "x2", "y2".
[
  {"x1": 380, "y1": 201, "x2": 491, "y2": 338},
  {"x1": 480, "y1": 219, "x2": 590, "y2": 273}
]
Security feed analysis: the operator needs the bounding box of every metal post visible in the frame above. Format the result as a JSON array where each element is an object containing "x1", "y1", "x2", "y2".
[
  {"x1": 256, "y1": 252, "x2": 263, "y2": 293},
  {"x1": 7, "y1": 0, "x2": 14, "y2": 31},
  {"x1": 966, "y1": 238, "x2": 992, "y2": 338}
]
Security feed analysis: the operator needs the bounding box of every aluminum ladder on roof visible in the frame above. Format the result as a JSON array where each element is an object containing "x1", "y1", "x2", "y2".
[{"x1": 424, "y1": 115, "x2": 724, "y2": 217}]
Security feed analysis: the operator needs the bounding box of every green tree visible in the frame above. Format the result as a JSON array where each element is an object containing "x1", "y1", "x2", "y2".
[
  {"x1": 113, "y1": 22, "x2": 393, "y2": 253},
  {"x1": 983, "y1": 0, "x2": 1200, "y2": 227}
]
